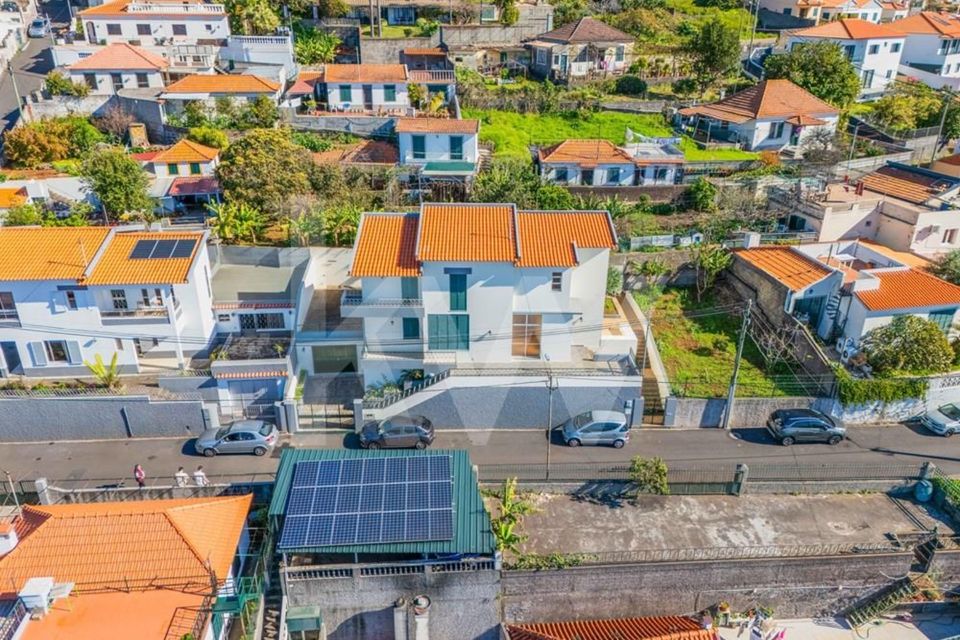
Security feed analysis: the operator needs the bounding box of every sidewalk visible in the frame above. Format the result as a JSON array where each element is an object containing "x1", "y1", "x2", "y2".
[{"x1": 716, "y1": 614, "x2": 960, "y2": 639}]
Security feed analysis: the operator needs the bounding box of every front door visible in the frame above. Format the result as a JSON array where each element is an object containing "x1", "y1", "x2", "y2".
[
  {"x1": 362, "y1": 85, "x2": 373, "y2": 110},
  {"x1": 86, "y1": 22, "x2": 96, "y2": 44},
  {"x1": 559, "y1": 54, "x2": 568, "y2": 76},
  {"x1": 0, "y1": 342, "x2": 21, "y2": 375}
]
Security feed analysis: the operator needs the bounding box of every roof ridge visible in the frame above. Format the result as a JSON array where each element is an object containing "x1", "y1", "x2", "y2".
[{"x1": 163, "y1": 499, "x2": 240, "y2": 582}]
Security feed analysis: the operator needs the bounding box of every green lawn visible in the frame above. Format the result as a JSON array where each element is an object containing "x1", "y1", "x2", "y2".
[
  {"x1": 464, "y1": 109, "x2": 757, "y2": 162},
  {"x1": 646, "y1": 289, "x2": 807, "y2": 398},
  {"x1": 361, "y1": 24, "x2": 431, "y2": 37}
]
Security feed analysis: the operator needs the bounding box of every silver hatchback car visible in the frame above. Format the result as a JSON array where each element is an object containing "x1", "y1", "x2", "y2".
[
  {"x1": 194, "y1": 420, "x2": 277, "y2": 457},
  {"x1": 561, "y1": 410, "x2": 630, "y2": 448}
]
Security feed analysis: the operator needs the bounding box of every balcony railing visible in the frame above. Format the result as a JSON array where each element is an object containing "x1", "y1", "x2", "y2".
[
  {"x1": 341, "y1": 293, "x2": 423, "y2": 308},
  {"x1": 128, "y1": 2, "x2": 224, "y2": 12},
  {"x1": 0, "y1": 309, "x2": 19, "y2": 326},
  {"x1": 409, "y1": 69, "x2": 455, "y2": 83},
  {"x1": 100, "y1": 305, "x2": 170, "y2": 320}
]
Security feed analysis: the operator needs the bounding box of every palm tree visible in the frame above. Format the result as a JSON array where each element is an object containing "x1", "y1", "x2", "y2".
[
  {"x1": 207, "y1": 202, "x2": 236, "y2": 242},
  {"x1": 84, "y1": 353, "x2": 122, "y2": 390},
  {"x1": 232, "y1": 203, "x2": 266, "y2": 244},
  {"x1": 323, "y1": 204, "x2": 360, "y2": 247}
]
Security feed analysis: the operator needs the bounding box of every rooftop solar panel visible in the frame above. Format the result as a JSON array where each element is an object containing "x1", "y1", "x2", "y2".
[
  {"x1": 278, "y1": 456, "x2": 455, "y2": 550},
  {"x1": 129, "y1": 239, "x2": 157, "y2": 259},
  {"x1": 170, "y1": 238, "x2": 197, "y2": 258},
  {"x1": 150, "y1": 239, "x2": 178, "y2": 259}
]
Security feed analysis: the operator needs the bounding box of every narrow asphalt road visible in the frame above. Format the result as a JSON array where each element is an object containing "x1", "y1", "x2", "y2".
[
  {"x1": 0, "y1": 0, "x2": 70, "y2": 131},
  {"x1": 2, "y1": 422, "x2": 958, "y2": 488}
]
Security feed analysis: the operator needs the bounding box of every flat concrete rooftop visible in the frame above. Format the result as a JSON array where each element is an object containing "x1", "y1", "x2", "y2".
[
  {"x1": 212, "y1": 263, "x2": 302, "y2": 305},
  {"x1": 518, "y1": 493, "x2": 955, "y2": 556}
]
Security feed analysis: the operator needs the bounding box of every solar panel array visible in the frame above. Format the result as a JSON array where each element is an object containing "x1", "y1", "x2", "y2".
[
  {"x1": 278, "y1": 456, "x2": 455, "y2": 550},
  {"x1": 128, "y1": 238, "x2": 197, "y2": 260}
]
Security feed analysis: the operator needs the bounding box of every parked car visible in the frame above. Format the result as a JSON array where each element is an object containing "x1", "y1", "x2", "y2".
[
  {"x1": 920, "y1": 403, "x2": 960, "y2": 437},
  {"x1": 359, "y1": 416, "x2": 434, "y2": 449},
  {"x1": 27, "y1": 16, "x2": 49, "y2": 37},
  {"x1": 766, "y1": 409, "x2": 845, "y2": 446},
  {"x1": 561, "y1": 410, "x2": 630, "y2": 448},
  {"x1": 1, "y1": 2, "x2": 20, "y2": 12},
  {"x1": 194, "y1": 420, "x2": 277, "y2": 457}
]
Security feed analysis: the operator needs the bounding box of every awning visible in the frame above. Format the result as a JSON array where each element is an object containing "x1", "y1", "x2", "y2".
[
  {"x1": 785, "y1": 115, "x2": 828, "y2": 126},
  {"x1": 421, "y1": 161, "x2": 477, "y2": 176}
]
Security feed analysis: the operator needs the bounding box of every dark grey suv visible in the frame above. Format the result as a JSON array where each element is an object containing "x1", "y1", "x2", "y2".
[
  {"x1": 766, "y1": 409, "x2": 845, "y2": 446},
  {"x1": 359, "y1": 416, "x2": 434, "y2": 449}
]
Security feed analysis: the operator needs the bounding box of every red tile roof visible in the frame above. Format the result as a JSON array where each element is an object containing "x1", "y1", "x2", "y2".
[
  {"x1": 418, "y1": 203, "x2": 518, "y2": 263},
  {"x1": 351, "y1": 213, "x2": 420, "y2": 277},
  {"x1": 79, "y1": 0, "x2": 225, "y2": 16},
  {"x1": 84, "y1": 231, "x2": 204, "y2": 285},
  {"x1": 734, "y1": 246, "x2": 833, "y2": 292},
  {"x1": 679, "y1": 79, "x2": 838, "y2": 124},
  {"x1": 859, "y1": 165, "x2": 956, "y2": 205},
  {"x1": 0, "y1": 495, "x2": 251, "y2": 593},
  {"x1": 167, "y1": 176, "x2": 220, "y2": 196},
  {"x1": 886, "y1": 11, "x2": 960, "y2": 37},
  {"x1": 164, "y1": 74, "x2": 279, "y2": 94},
  {"x1": 0, "y1": 186, "x2": 28, "y2": 208},
  {"x1": 152, "y1": 138, "x2": 219, "y2": 163},
  {"x1": 855, "y1": 268, "x2": 960, "y2": 311},
  {"x1": 506, "y1": 616, "x2": 714, "y2": 640},
  {"x1": 68, "y1": 43, "x2": 168, "y2": 70},
  {"x1": 537, "y1": 17, "x2": 633, "y2": 43},
  {"x1": 288, "y1": 70, "x2": 323, "y2": 95},
  {"x1": 539, "y1": 139, "x2": 635, "y2": 166},
  {"x1": 516, "y1": 211, "x2": 617, "y2": 267},
  {"x1": 321, "y1": 63, "x2": 409, "y2": 83},
  {"x1": 395, "y1": 118, "x2": 479, "y2": 133},
  {"x1": 790, "y1": 18, "x2": 899, "y2": 39},
  {"x1": 0, "y1": 228, "x2": 111, "y2": 281},
  {"x1": 403, "y1": 47, "x2": 447, "y2": 56}
]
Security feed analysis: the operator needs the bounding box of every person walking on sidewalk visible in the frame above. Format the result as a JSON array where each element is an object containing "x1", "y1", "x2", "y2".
[
  {"x1": 134, "y1": 464, "x2": 146, "y2": 489},
  {"x1": 193, "y1": 465, "x2": 208, "y2": 487},
  {"x1": 175, "y1": 466, "x2": 189, "y2": 487}
]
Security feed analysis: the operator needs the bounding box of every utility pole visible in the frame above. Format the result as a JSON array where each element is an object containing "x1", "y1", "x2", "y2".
[
  {"x1": 7, "y1": 63, "x2": 23, "y2": 126},
  {"x1": 846, "y1": 121, "x2": 860, "y2": 176},
  {"x1": 722, "y1": 300, "x2": 751, "y2": 430},
  {"x1": 4, "y1": 472, "x2": 21, "y2": 519},
  {"x1": 545, "y1": 373, "x2": 558, "y2": 481},
  {"x1": 931, "y1": 88, "x2": 955, "y2": 167}
]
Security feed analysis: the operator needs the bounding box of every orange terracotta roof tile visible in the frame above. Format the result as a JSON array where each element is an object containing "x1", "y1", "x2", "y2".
[
  {"x1": 418, "y1": 204, "x2": 517, "y2": 262},
  {"x1": 855, "y1": 268, "x2": 960, "y2": 311},
  {"x1": 886, "y1": 11, "x2": 960, "y2": 37},
  {"x1": 85, "y1": 231, "x2": 204, "y2": 285},
  {"x1": 167, "y1": 176, "x2": 219, "y2": 196},
  {"x1": 351, "y1": 213, "x2": 420, "y2": 277},
  {"x1": 785, "y1": 114, "x2": 828, "y2": 126},
  {"x1": 322, "y1": 63, "x2": 408, "y2": 83},
  {"x1": 734, "y1": 246, "x2": 833, "y2": 292},
  {"x1": 516, "y1": 211, "x2": 616, "y2": 267},
  {"x1": 288, "y1": 70, "x2": 323, "y2": 95},
  {"x1": 0, "y1": 228, "x2": 110, "y2": 281},
  {"x1": 539, "y1": 139, "x2": 635, "y2": 166},
  {"x1": 679, "y1": 79, "x2": 838, "y2": 124},
  {"x1": 395, "y1": 118, "x2": 479, "y2": 133},
  {"x1": 506, "y1": 616, "x2": 714, "y2": 640},
  {"x1": 164, "y1": 74, "x2": 279, "y2": 94},
  {"x1": 0, "y1": 186, "x2": 27, "y2": 208},
  {"x1": 68, "y1": 43, "x2": 168, "y2": 70},
  {"x1": 403, "y1": 47, "x2": 447, "y2": 55},
  {"x1": 0, "y1": 495, "x2": 251, "y2": 593},
  {"x1": 152, "y1": 138, "x2": 219, "y2": 163},
  {"x1": 79, "y1": 0, "x2": 224, "y2": 16},
  {"x1": 936, "y1": 154, "x2": 960, "y2": 167},
  {"x1": 790, "y1": 18, "x2": 900, "y2": 39},
  {"x1": 859, "y1": 165, "x2": 956, "y2": 204}
]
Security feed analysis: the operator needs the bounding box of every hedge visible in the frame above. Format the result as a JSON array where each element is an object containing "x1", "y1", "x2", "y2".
[{"x1": 834, "y1": 366, "x2": 928, "y2": 405}]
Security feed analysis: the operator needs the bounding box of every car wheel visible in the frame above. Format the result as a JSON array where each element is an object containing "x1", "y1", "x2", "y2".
[
  {"x1": 612, "y1": 439, "x2": 625, "y2": 449},
  {"x1": 780, "y1": 437, "x2": 794, "y2": 446},
  {"x1": 946, "y1": 430, "x2": 955, "y2": 438},
  {"x1": 366, "y1": 442, "x2": 380, "y2": 450},
  {"x1": 202, "y1": 448, "x2": 216, "y2": 457},
  {"x1": 415, "y1": 440, "x2": 427, "y2": 450},
  {"x1": 253, "y1": 446, "x2": 267, "y2": 456},
  {"x1": 567, "y1": 438, "x2": 581, "y2": 447},
  {"x1": 827, "y1": 435, "x2": 842, "y2": 445}
]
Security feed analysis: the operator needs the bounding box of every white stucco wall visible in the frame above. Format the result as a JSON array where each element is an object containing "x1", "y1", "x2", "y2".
[
  {"x1": 325, "y1": 81, "x2": 410, "y2": 110},
  {"x1": 82, "y1": 12, "x2": 229, "y2": 45},
  {"x1": 67, "y1": 69, "x2": 164, "y2": 95},
  {"x1": 153, "y1": 158, "x2": 218, "y2": 177},
  {"x1": 397, "y1": 132, "x2": 479, "y2": 165}
]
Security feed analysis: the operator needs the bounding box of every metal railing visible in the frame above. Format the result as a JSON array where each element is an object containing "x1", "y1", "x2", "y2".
[
  {"x1": 362, "y1": 369, "x2": 451, "y2": 409},
  {"x1": 340, "y1": 293, "x2": 423, "y2": 308},
  {"x1": 285, "y1": 557, "x2": 496, "y2": 581},
  {"x1": 129, "y1": 2, "x2": 224, "y2": 12},
  {"x1": 409, "y1": 70, "x2": 456, "y2": 83},
  {"x1": 100, "y1": 306, "x2": 169, "y2": 319},
  {"x1": 0, "y1": 600, "x2": 25, "y2": 640}
]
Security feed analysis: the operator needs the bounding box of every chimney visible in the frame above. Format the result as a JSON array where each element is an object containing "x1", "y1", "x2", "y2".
[
  {"x1": 413, "y1": 595, "x2": 431, "y2": 640},
  {"x1": 0, "y1": 522, "x2": 16, "y2": 555},
  {"x1": 742, "y1": 232, "x2": 762, "y2": 249}
]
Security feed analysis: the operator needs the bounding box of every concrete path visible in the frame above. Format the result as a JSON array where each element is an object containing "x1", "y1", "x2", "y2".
[{"x1": 716, "y1": 614, "x2": 960, "y2": 639}]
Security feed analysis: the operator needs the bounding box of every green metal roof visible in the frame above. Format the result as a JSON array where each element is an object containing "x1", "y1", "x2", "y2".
[
  {"x1": 269, "y1": 448, "x2": 495, "y2": 556},
  {"x1": 422, "y1": 161, "x2": 476, "y2": 175}
]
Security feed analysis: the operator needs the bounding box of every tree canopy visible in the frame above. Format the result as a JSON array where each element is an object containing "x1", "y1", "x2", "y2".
[
  {"x1": 683, "y1": 17, "x2": 740, "y2": 93},
  {"x1": 216, "y1": 128, "x2": 313, "y2": 214},
  {"x1": 4, "y1": 117, "x2": 105, "y2": 168},
  {"x1": 80, "y1": 147, "x2": 153, "y2": 220},
  {"x1": 763, "y1": 41, "x2": 861, "y2": 108},
  {"x1": 861, "y1": 316, "x2": 954, "y2": 375},
  {"x1": 930, "y1": 249, "x2": 960, "y2": 286}
]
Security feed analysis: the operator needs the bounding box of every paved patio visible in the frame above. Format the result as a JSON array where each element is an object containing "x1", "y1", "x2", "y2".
[{"x1": 716, "y1": 614, "x2": 960, "y2": 639}]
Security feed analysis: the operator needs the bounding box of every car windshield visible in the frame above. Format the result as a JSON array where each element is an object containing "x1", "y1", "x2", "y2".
[
  {"x1": 214, "y1": 427, "x2": 230, "y2": 440},
  {"x1": 940, "y1": 404, "x2": 960, "y2": 421},
  {"x1": 31, "y1": 19, "x2": 43, "y2": 27},
  {"x1": 573, "y1": 412, "x2": 592, "y2": 428},
  {"x1": 258, "y1": 423, "x2": 273, "y2": 436}
]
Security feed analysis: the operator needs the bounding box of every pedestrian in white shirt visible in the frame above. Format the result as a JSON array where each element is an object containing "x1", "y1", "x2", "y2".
[
  {"x1": 175, "y1": 467, "x2": 189, "y2": 487},
  {"x1": 194, "y1": 465, "x2": 208, "y2": 487}
]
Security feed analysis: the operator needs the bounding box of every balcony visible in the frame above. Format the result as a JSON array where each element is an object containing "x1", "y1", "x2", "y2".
[
  {"x1": 0, "y1": 309, "x2": 19, "y2": 328},
  {"x1": 340, "y1": 292, "x2": 423, "y2": 318},
  {"x1": 408, "y1": 70, "x2": 456, "y2": 83},
  {"x1": 100, "y1": 304, "x2": 172, "y2": 325},
  {"x1": 127, "y1": 2, "x2": 225, "y2": 13}
]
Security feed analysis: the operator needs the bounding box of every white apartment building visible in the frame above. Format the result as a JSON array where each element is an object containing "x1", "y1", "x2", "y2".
[
  {"x1": 395, "y1": 118, "x2": 480, "y2": 179},
  {"x1": 78, "y1": 0, "x2": 229, "y2": 46},
  {"x1": 345, "y1": 203, "x2": 626, "y2": 383},
  {"x1": 66, "y1": 42, "x2": 168, "y2": 94},
  {"x1": 0, "y1": 227, "x2": 216, "y2": 378},
  {"x1": 889, "y1": 11, "x2": 960, "y2": 89},
  {"x1": 786, "y1": 19, "x2": 904, "y2": 98}
]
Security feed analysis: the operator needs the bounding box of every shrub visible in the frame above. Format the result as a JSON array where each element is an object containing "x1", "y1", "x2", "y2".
[
  {"x1": 834, "y1": 366, "x2": 928, "y2": 405},
  {"x1": 3, "y1": 116, "x2": 105, "y2": 167},
  {"x1": 687, "y1": 177, "x2": 717, "y2": 212},
  {"x1": 290, "y1": 130, "x2": 333, "y2": 152},
  {"x1": 613, "y1": 75, "x2": 648, "y2": 96},
  {"x1": 45, "y1": 71, "x2": 75, "y2": 96},
  {"x1": 861, "y1": 316, "x2": 953, "y2": 375},
  {"x1": 606, "y1": 267, "x2": 623, "y2": 295},
  {"x1": 187, "y1": 126, "x2": 229, "y2": 150}
]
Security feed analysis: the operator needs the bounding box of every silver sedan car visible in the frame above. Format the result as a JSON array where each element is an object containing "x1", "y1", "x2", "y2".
[
  {"x1": 561, "y1": 410, "x2": 630, "y2": 448},
  {"x1": 194, "y1": 420, "x2": 277, "y2": 457}
]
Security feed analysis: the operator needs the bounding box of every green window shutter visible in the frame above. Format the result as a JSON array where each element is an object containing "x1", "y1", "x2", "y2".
[
  {"x1": 412, "y1": 135, "x2": 426, "y2": 160},
  {"x1": 428, "y1": 314, "x2": 468, "y2": 350},
  {"x1": 428, "y1": 314, "x2": 445, "y2": 350},
  {"x1": 453, "y1": 314, "x2": 469, "y2": 350},
  {"x1": 450, "y1": 136, "x2": 463, "y2": 161},
  {"x1": 402, "y1": 317, "x2": 420, "y2": 340},
  {"x1": 339, "y1": 85, "x2": 352, "y2": 102},
  {"x1": 401, "y1": 277, "x2": 418, "y2": 300},
  {"x1": 384, "y1": 84, "x2": 396, "y2": 101},
  {"x1": 167, "y1": 163, "x2": 179, "y2": 175},
  {"x1": 449, "y1": 274, "x2": 466, "y2": 311},
  {"x1": 930, "y1": 309, "x2": 956, "y2": 333}
]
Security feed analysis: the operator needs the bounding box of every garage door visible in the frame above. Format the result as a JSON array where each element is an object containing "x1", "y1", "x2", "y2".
[{"x1": 312, "y1": 345, "x2": 358, "y2": 373}]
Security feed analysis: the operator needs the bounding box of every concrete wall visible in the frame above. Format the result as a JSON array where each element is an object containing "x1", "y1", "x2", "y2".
[
  {"x1": 0, "y1": 395, "x2": 210, "y2": 441},
  {"x1": 285, "y1": 568, "x2": 500, "y2": 640},
  {"x1": 360, "y1": 34, "x2": 439, "y2": 64},
  {"x1": 501, "y1": 552, "x2": 916, "y2": 621},
  {"x1": 664, "y1": 395, "x2": 831, "y2": 428},
  {"x1": 441, "y1": 23, "x2": 549, "y2": 48},
  {"x1": 285, "y1": 111, "x2": 395, "y2": 137}
]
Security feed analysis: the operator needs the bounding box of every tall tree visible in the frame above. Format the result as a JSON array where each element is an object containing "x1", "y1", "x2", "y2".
[
  {"x1": 216, "y1": 128, "x2": 312, "y2": 214},
  {"x1": 684, "y1": 17, "x2": 740, "y2": 94},
  {"x1": 81, "y1": 147, "x2": 152, "y2": 221},
  {"x1": 225, "y1": 0, "x2": 280, "y2": 35},
  {"x1": 763, "y1": 41, "x2": 861, "y2": 109}
]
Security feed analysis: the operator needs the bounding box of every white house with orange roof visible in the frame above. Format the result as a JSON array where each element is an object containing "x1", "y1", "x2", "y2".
[
  {"x1": 395, "y1": 118, "x2": 480, "y2": 180},
  {"x1": 879, "y1": 0, "x2": 908, "y2": 22},
  {"x1": 65, "y1": 42, "x2": 168, "y2": 94},
  {"x1": 344, "y1": 203, "x2": 633, "y2": 384},
  {"x1": 0, "y1": 494, "x2": 252, "y2": 640},
  {"x1": 78, "y1": 0, "x2": 229, "y2": 46},
  {"x1": 160, "y1": 74, "x2": 281, "y2": 111},
  {"x1": 319, "y1": 64, "x2": 411, "y2": 112},
  {"x1": 677, "y1": 79, "x2": 840, "y2": 153},
  {"x1": 732, "y1": 239, "x2": 960, "y2": 346},
  {"x1": 818, "y1": 0, "x2": 884, "y2": 22},
  {"x1": 786, "y1": 19, "x2": 904, "y2": 97},
  {"x1": 888, "y1": 12, "x2": 960, "y2": 89},
  {"x1": 147, "y1": 138, "x2": 220, "y2": 177},
  {"x1": 537, "y1": 138, "x2": 683, "y2": 186},
  {"x1": 0, "y1": 226, "x2": 216, "y2": 378}
]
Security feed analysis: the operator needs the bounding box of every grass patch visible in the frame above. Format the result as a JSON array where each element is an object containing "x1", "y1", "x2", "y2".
[
  {"x1": 361, "y1": 24, "x2": 431, "y2": 37},
  {"x1": 647, "y1": 289, "x2": 805, "y2": 398},
  {"x1": 464, "y1": 108, "x2": 758, "y2": 162}
]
